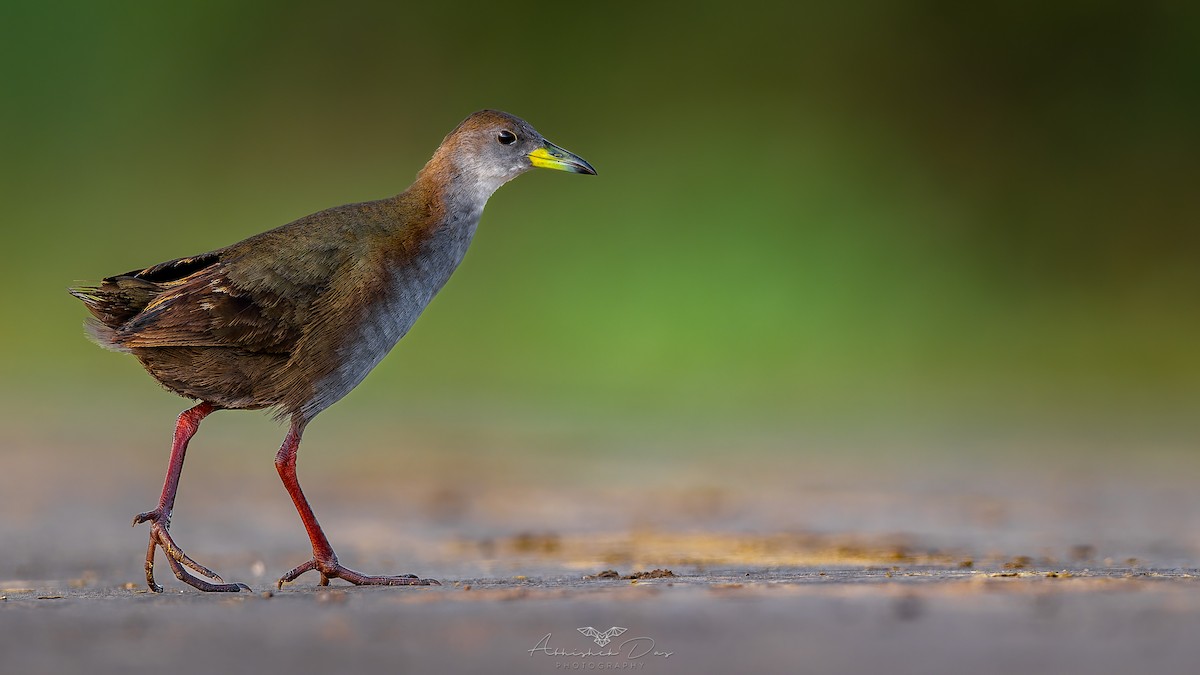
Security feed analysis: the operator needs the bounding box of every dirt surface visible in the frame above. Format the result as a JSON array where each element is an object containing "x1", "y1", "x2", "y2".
[
  {"x1": 3, "y1": 418, "x2": 1199, "y2": 674},
  {"x1": 4, "y1": 568, "x2": 1200, "y2": 674}
]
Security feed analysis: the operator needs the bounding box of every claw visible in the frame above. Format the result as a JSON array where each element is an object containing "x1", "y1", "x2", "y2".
[{"x1": 134, "y1": 509, "x2": 247, "y2": 593}]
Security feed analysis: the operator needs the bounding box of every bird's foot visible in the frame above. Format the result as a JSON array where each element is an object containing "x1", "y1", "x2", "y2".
[
  {"x1": 133, "y1": 508, "x2": 251, "y2": 593},
  {"x1": 276, "y1": 555, "x2": 441, "y2": 589}
]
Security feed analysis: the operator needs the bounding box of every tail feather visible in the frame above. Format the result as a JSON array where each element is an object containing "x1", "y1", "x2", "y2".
[
  {"x1": 70, "y1": 252, "x2": 221, "y2": 333},
  {"x1": 68, "y1": 276, "x2": 163, "y2": 329}
]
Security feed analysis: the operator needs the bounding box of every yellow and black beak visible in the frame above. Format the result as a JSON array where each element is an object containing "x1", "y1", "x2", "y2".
[{"x1": 528, "y1": 140, "x2": 597, "y2": 175}]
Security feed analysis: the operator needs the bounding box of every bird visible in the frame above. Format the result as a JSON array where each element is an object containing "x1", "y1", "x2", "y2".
[{"x1": 69, "y1": 109, "x2": 596, "y2": 592}]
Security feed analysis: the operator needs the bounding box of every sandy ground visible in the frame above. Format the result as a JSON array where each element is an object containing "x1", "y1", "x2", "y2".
[{"x1": 3, "y1": 413, "x2": 1199, "y2": 674}]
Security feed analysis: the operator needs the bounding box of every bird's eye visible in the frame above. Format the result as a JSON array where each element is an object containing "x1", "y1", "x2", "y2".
[{"x1": 498, "y1": 130, "x2": 517, "y2": 145}]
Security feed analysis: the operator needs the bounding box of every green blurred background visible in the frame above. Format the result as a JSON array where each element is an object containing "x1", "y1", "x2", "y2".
[{"x1": 2, "y1": 1, "x2": 1197, "y2": 452}]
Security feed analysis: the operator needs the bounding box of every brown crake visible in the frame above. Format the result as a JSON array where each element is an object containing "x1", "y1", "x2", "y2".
[{"x1": 70, "y1": 110, "x2": 596, "y2": 592}]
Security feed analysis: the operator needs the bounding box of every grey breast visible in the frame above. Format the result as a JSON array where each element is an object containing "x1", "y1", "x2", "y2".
[{"x1": 303, "y1": 210, "x2": 482, "y2": 419}]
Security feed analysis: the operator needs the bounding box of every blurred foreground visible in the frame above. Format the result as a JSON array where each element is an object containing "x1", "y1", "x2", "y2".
[{"x1": 2, "y1": 407, "x2": 1198, "y2": 674}]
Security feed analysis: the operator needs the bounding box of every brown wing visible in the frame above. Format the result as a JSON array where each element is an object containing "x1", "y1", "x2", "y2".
[
  {"x1": 72, "y1": 248, "x2": 307, "y2": 354},
  {"x1": 116, "y1": 268, "x2": 302, "y2": 352},
  {"x1": 69, "y1": 253, "x2": 220, "y2": 329},
  {"x1": 70, "y1": 198, "x2": 403, "y2": 414}
]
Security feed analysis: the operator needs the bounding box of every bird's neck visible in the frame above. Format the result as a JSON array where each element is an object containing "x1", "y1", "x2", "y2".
[
  {"x1": 385, "y1": 157, "x2": 496, "y2": 293},
  {"x1": 413, "y1": 146, "x2": 514, "y2": 221}
]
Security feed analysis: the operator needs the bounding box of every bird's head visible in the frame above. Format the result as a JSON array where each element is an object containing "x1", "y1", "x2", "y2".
[{"x1": 425, "y1": 110, "x2": 596, "y2": 202}]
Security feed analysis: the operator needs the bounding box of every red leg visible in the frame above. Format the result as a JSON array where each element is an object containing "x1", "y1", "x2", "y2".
[
  {"x1": 132, "y1": 403, "x2": 249, "y2": 593},
  {"x1": 274, "y1": 420, "x2": 439, "y2": 588}
]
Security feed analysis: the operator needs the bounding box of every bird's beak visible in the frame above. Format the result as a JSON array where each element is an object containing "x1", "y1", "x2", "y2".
[{"x1": 528, "y1": 140, "x2": 597, "y2": 175}]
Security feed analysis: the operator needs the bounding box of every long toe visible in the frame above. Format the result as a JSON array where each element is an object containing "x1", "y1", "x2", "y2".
[
  {"x1": 163, "y1": 552, "x2": 251, "y2": 592},
  {"x1": 277, "y1": 558, "x2": 440, "y2": 587},
  {"x1": 337, "y1": 568, "x2": 441, "y2": 586}
]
